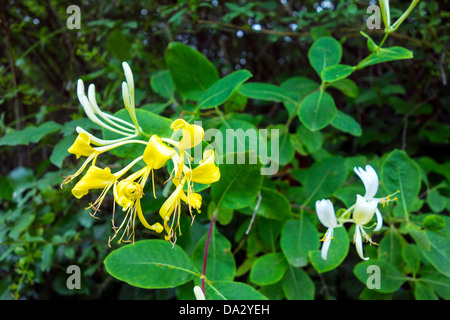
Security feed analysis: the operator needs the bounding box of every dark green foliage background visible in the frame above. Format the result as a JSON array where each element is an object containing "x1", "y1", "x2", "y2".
[{"x1": 0, "y1": 0, "x2": 449, "y2": 300}]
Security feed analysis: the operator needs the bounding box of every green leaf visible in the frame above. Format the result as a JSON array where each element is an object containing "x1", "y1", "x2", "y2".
[
  {"x1": 249, "y1": 252, "x2": 288, "y2": 286},
  {"x1": 402, "y1": 245, "x2": 421, "y2": 277},
  {"x1": 249, "y1": 187, "x2": 293, "y2": 221},
  {"x1": 406, "y1": 223, "x2": 430, "y2": 251},
  {"x1": 414, "y1": 282, "x2": 439, "y2": 300},
  {"x1": 205, "y1": 281, "x2": 268, "y2": 300},
  {"x1": 331, "y1": 110, "x2": 362, "y2": 136},
  {"x1": 418, "y1": 268, "x2": 450, "y2": 299},
  {"x1": 211, "y1": 153, "x2": 263, "y2": 210},
  {"x1": 293, "y1": 125, "x2": 323, "y2": 155},
  {"x1": 150, "y1": 70, "x2": 175, "y2": 99},
  {"x1": 237, "y1": 82, "x2": 295, "y2": 103},
  {"x1": 419, "y1": 216, "x2": 450, "y2": 277},
  {"x1": 381, "y1": 149, "x2": 421, "y2": 220},
  {"x1": 427, "y1": 189, "x2": 447, "y2": 213},
  {"x1": 9, "y1": 211, "x2": 35, "y2": 240},
  {"x1": 104, "y1": 240, "x2": 198, "y2": 289},
  {"x1": 360, "y1": 31, "x2": 378, "y2": 52},
  {"x1": 165, "y1": 42, "x2": 219, "y2": 101},
  {"x1": 298, "y1": 90, "x2": 337, "y2": 131},
  {"x1": 423, "y1": 214, "x2": 446, "y2": 231},
  {"x1": 378, "y1": 231, "x2": 407, "y2": 271},
  {"x1": 328, "y1": 78, "x2": 359, "y2": 98},
  {"x1": 310, "y1": 26, "x2": 332, "y2": 40},
  {"x1": 353, "y1": 260, "x2": 407, "y2": 293},
  {"x1": 0, "y1": 176, "x2": 14, "y2": 201},
  {"x1": 191, "y1": 226, "x2": 236, "y2": 282},
  {"x1": 308, "y1": 37, "x2": 342, "y2": 77},
  {"x1": 321, "y1": 64, "x2": 355, "y2": 83},
  {"x1": 309, "y1": 227, "x2": 350, "y2": 273},
  {"x1": 281, "y1": 77, "x2": 319, "y2": 96},
  {"x1": 197, "y1": 70, "x2": 252, "y2": 109},
  {"x1": 102, "y1": 109, "x2": 173, "y2": 159},
  {"x1": 303, "y1": 156, "x2": 347, "y2": 203},
  {"x1": 356, "y1": 46, "x2": 413, "y2": 69},
  {"x1": 49, "y1": 134, "x2": 75, "y2": 168},
  {"x1": 106, "y1": 30, "x2": 131, "y2": 61},
  {"x1": 40, "y1": 244, "x2": 54, "y2": 272},
  {"x1": 280, "y1": 214, "x2": 320, "y2": 268},
  {"x1": 0, "y1": 121, "x2": 61, "y2": 146},
  {"x1": 282, "y1": 266, "x2": 315, "y2": 300}
]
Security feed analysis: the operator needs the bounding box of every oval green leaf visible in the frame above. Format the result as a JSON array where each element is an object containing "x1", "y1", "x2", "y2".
[
  {"x1": 308, "y1": 37, "x2": 342, "y2": 77},
  {"x1": 249, "y1": 252, "x2": 288, "y2": 286},
  {"x1": 191, "y1": 226, "x2": 236, "y2": 281},
  {"x1": 321, "y1": 64, "x2": 355, "y2": 83},
  {"x1": 205, "y1": 281, "x2": 268, "y2": 300},
  {"x1": 164, "y1": 42, "x2": 219, "y2": 101},
  {"x1": 211, "y1": 153, "x2": 263, "y2": 210},
  {"x1": 298, "y1": 90, "x2": 337, "y2": 131},
  {"x1": 198, "y1": 69, "x2": 252, "y2": 109},
  {"x1": 353, "y1": 260, "x2": 407, "y2": 293},
  {"x1": 104, "y1": 240, "x2": 198, "y2": 289},
  {"x1": 280, "y1": 214, "x2": 320, "y2": 268},
  {"x1": 331, "y1": 110, "x2": 362, "y2": 136}
]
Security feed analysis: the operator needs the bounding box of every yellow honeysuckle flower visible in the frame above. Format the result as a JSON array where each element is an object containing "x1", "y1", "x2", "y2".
[
  {"x1": 184, "y1": 150, "x2": 221, "y2": 185},
  {"x1": 70, "y1": 156, "x2": 144, "y2": 216},
  {"x1": 110, "y1": 178, "x2": 163, "y2": 245},
  {"x1": 170, "y1": 119, "x2": 204, "y2": 150},
  {"x1": 159, "y1": 150, "x2": 220, "y2": 244},
  {"x1": 159, "y1": 182, "x2": 184, "y2": 243},
  {"x1": 71, "y1": 166, "x2": 115, "y2": 199},
  {"x1": 143, "y1": 134, "x2": 176, "y2": 170},
  {"x1": 68, "y1": 132, "x2": 97, "y2": 158}
]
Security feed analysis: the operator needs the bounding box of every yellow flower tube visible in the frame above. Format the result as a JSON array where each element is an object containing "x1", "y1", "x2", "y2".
[{"x1": 170, "y1": 119, "x2": 204, "y2": 150}]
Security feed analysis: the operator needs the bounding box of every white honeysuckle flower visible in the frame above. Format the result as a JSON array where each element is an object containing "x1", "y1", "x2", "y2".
[
  {"x1": 193, "y1": 286, "x2": 205, "y2": 300},
  {"x1": 352, "y1": 164, "x2": 399, "y2": 260},
  {"x1": 353, "y1": 165, "x2": 384, "y2": 231},
  {"x1": 316, "y1": 199, "x2": 338, "y2": 260}
]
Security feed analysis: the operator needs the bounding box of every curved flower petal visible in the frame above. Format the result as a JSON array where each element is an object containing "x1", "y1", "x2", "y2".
[
  {"x1": 71, "y1": 166, "x2": 115, "y2": 199},
  {"x1": 159, "y1": 183, "x2": 184, "y2": 221},
  {"x1": 136, "y1": 199, "x2": 163, "y2": 233},
  {"x1": 355, "y1": 225, "x2": 369, "y2": 261},
  {"x1": 186, "y1": 150, "x2": 220, "y2": 185},
  {"x1": 354, "y1": 165, "x2": 379, "y2": 200},
  {"x1": 113, "y1": 180, "x2": 143, "y2": 211},
  {"x1": 374, "y1": 208, "x2": 383, "y2": 232},
  {"x1": 143, "y1": 134, "x2": 176, "y2": 169},
  {"x1": 180, "y1": 191, "x2": 202, "y2": 211},
  {"x1": 353, "y1": 195, "x2": 378, "y2": 226},
  {"x1": 315, "y1": 199, "x2": 337, "y2": 229},
  {"x1": 321, "y1": 228, "x2": 334, "y2": 260},
  {"x1": 170, "y1": 119, "x2": 204, "y2": 150},
  {"x1": 68, "y1": 132, "x2": 97, "y2": 158}
]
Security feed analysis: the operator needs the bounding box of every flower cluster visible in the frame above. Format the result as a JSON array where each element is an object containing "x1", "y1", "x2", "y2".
[
  {"x1": 61, "y1": 62, "x2": 220, "y2": 245},
  {"x1": 315, "y1": 165, "x2": 399, "y2": 260}
]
